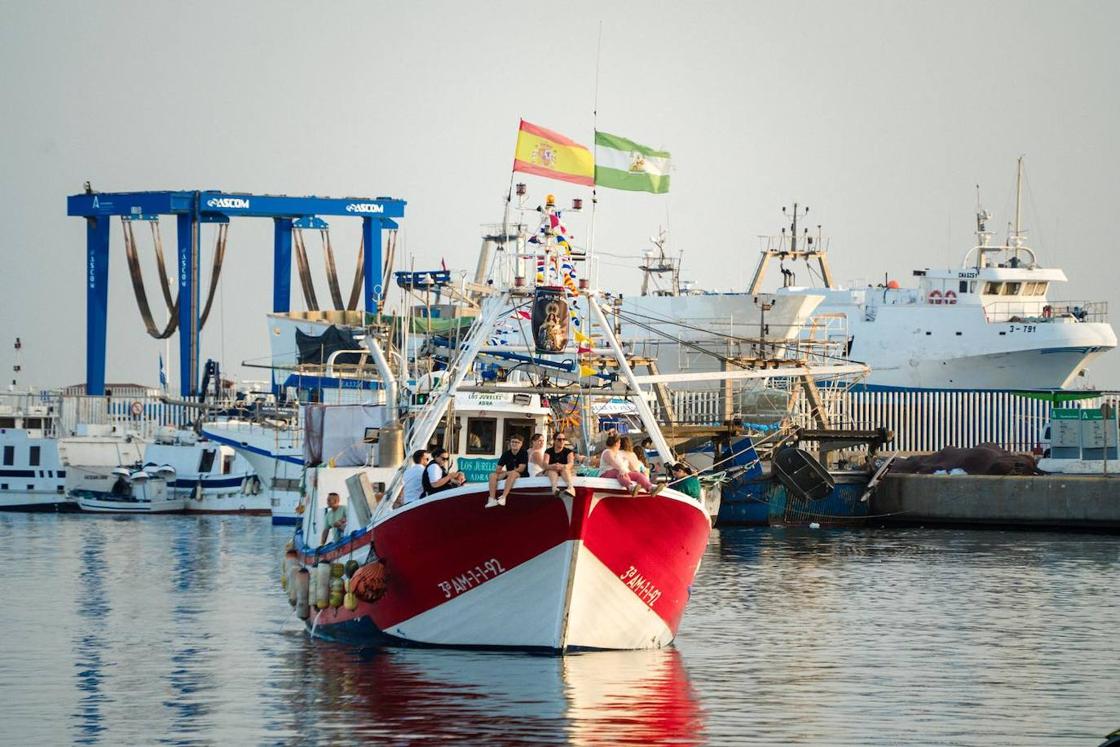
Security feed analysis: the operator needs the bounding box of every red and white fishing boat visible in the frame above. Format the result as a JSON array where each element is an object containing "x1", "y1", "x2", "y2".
[
  {"x1": 284, "y1": 191, "x2": 718, "y2": 652},
  {"x1": 295, "y1": 473, "x2": 709, "y2": 650}
]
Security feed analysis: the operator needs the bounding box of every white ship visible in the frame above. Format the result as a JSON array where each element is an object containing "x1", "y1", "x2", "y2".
[
  {"x1": 631, "y1": 161, "x2": 1115, "y2": 391},
  {"x1": 0, "y1": 391, "x2": 146, "y2": 511}
]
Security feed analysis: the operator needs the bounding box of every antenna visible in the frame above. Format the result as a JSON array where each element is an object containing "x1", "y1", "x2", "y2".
[{"x1": 11, "y1": 337, "x2": 22, "y2": 390}]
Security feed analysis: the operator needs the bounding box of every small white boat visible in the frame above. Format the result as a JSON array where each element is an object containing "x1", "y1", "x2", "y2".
[{"x1": 74, "y1": 468, "x2": 185, "y2": 513}]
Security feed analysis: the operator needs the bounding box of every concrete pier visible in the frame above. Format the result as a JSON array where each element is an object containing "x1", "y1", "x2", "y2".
[{"x1": 872, "y1": 474, "x2": 1120, "y2": 530}]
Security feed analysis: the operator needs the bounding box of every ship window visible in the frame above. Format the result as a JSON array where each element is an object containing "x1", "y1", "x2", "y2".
[
  {"x1": 29, "y1": 446, "x2": 40, "y2": 466},
  {"x1": 1030, "y1": 282, "x2": 1048, "y2": 296},
  {"x1": 0, "y1": 484, "x2": 6, "y2": 490},
  {"x1": 2, "y1": 446, "x2": 12, "y2": 466},
  {"x1": 1002, "y1": 282, "x2": 1021, "y2": 296},
  {"x1": 222, "y1": 453, "x2": 234, "y2": 475},
  {"x1": 0, "y1": 418, "x2": 14, "y2": 428},
  {"x1": 958, "y1": 280, "x2": 968, "y2": 293},
  {"x1": 969, "y1": 281, "x2": 977, "y2": 293},
  {"x1": 984, "y1": 282, "x2": 1001, "y2": 295},
  {"x1": 464, "y1": 417, "x2": 497, "y2": 455},
  {"x1": 24, "y1": 418, "x2": 43, "y2": 430},
  {"x1": 198, "y1": 448, "x2": 217, "y2": 474}
]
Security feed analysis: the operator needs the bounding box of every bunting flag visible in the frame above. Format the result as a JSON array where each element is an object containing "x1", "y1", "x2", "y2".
[
  {"x1": 514, "y1": 120, "x2": 594, "y2": 186},
  {"x1": 594, "y1": 131, "x2": 671, "y2": 193}
]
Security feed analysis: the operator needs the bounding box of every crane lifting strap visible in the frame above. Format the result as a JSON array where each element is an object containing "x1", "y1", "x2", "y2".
[
  {"x1": 294, "y1": 227, "x2": 369, "y2": 312},
  {"x1": 121, "y1": 218, "x2": 229, "y2": 339}
]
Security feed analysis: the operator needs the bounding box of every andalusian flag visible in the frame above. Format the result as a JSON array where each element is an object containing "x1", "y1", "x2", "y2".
[
  {"x1": 594, "y1": 131, "x2": 671, "y2": 194},
  {"x1": 513, "y1": 120, "x2": 594, "y2": 186}
]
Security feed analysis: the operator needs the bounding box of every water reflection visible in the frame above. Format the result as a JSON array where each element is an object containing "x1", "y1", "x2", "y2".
[
  {"x1": 271, "y1": 643, "x2": 703, "y2": 745},
  {"x1": 1, "y1": 515, "x2": 1116, "y2": 745},
  {"x1": 73, "y1": 521, "x2": 109, "y2": 745}
]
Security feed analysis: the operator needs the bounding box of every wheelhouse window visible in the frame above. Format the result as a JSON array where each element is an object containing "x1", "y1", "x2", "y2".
[
  {"x1": 1001, "y1": 282, "x2": 1021, "y2": 296},
  {"x1": 958, "y1": 280, "x2": 968, "y2": 294},
  {"x1": 198, "y1": 449, "x2": 217, "y2": 474},
  {"x1": 464, "y1": 417, "x2": 497, "y2": 455},
  {"x1": 984, "y1": 281, "x2": 1001, "y2": 295},
  {"x1": 969, "y1": 281, "x2": 977, "y2": 293}
]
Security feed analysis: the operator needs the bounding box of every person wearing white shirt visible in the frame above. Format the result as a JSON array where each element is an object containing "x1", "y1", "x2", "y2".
[
  {"x1": 527, "y1": 433, "x2": 547, "y2": 477},
  {"x1": 401, "y1": 449, "x2": 429, "y2": 505}
]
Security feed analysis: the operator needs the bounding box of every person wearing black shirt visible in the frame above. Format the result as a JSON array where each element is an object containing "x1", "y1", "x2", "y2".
[
  {"x1": 486, "y1": 434, "x2": 527, "y2": 508},
  {"x1": 544, "y1": 432, "x2": 576, "y2": 499}
]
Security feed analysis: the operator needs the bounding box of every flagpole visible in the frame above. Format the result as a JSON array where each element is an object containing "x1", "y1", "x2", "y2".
[
  {"x1": 581, "y1": 22, "x2": 605, "y2": 453},
  {"x1": 587, "y1": 21, "x2": 604, "y2": 288}
]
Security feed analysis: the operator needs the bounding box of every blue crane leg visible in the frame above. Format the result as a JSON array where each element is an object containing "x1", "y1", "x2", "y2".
[
  {"x1": 273, "y1": 218, "x2": 293, "y2": 313},
  {"x1": 85, "y1": 216, "x2": 110, "y2": 396},
  {"x1": 362, "y1": 217, "x2": 383, "y2": 313},
  {"x1": 177, "y1": 213, "x2": 198, "y2": 396}
]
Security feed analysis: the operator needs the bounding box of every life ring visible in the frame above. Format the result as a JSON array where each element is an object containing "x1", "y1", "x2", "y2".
[
  {"x1": 927, "y1": 289, "x2": 943, "y2": 305},
  {"x1": 1042, "y1": 305, "x2": 1053, "y2": 319},
  {"x1": 943, "y1": 290, "x2": 958, "y2": 305},
  {"x1": 129, "y1": 400, "x2": 143, "y2": 417}
]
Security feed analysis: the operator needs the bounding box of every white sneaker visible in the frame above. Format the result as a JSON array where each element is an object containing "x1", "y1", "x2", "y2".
[
  {"x1": 485, "y1": 497, "x2": 499, "y2": 508},
  {"x1": 497, "y1": 495, "x2": 507, "y2": 506}
]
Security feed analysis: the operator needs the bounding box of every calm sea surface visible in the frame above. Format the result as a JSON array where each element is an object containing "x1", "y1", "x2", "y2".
[{"x1": 0, "y1": 514, "x2": 1116, "y2": 746}]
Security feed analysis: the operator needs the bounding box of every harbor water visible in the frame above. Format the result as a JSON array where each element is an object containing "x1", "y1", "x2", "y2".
[{"x1": 1, "y1": 514, "x2": 1116, "y2": 745}]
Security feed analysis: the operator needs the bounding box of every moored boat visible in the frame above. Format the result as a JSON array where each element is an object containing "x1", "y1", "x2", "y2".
[{"x1": 295, "y1": 476, "x2": 710, "y2": 650}]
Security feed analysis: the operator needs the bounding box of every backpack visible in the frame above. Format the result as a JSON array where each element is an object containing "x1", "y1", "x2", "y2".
[{"x1": 422, "y1": 461, "x2": 447, "y2": 496}]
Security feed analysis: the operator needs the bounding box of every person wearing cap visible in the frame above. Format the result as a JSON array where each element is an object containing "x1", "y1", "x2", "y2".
[
  {"x1": 423, "y1": 447, "x2": 465, "y2": 497},
  {"x1": 670, "y1": 462, "x2": 702, "y2": 500}
]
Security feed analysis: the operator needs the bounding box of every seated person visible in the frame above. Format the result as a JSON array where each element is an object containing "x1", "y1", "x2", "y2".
[
  {"x1": 486, "y1": 434, "x2": 527, "y2": 508},
  {"x1": 423, "y1": 447, "x2": 466, "y2": 496},
  {"x1": 599, "y1": 434, "x2": 662, "y2": 496},
  {"x1": 401, "y1": 449, "x2": 429, "y2": 506},
  {"x1": 527, "y1": 433, "x2": 547, "y2": 477},
  {"x1": 544, "y1": 433, "x2": 576, "y2": 499},
  {"x1": 320, "y1": 492, "x2": 347, "y2": 544},
  {"x1": 669, "y1": 462, "x2": 702, "y2": 500}
]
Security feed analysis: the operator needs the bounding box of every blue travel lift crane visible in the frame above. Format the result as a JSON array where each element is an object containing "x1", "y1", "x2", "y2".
[{"x1": 68, "y1": 189, "x2": 406, "y2": 397}]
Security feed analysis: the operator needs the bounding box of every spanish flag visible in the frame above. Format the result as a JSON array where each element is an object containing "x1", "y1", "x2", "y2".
[{"x1": 513, "y1": 120, "x2": 594, "y2": 186}]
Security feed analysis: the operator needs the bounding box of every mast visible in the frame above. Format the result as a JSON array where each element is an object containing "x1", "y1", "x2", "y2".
[{"x1": 1010, "y1": 155, "x2": 1025, "y2": 258}]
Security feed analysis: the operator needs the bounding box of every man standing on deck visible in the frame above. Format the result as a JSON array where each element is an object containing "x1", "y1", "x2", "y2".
[
  {"x1": 486, "y1": 434, "x2": 527, "y2": 508},
  {"x1": 321, "y1": 492, "x2": 347, "y2": 544}
]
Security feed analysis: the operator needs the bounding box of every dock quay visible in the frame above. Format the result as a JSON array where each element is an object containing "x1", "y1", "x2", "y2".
[{"x1": 872, "y1": 474, "x2": 1120, "y2": 530}]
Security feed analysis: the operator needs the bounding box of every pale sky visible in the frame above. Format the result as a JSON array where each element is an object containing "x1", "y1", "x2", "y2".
[{"x1": 2, "y1": 0, "x2": 1118, "y2": 390}]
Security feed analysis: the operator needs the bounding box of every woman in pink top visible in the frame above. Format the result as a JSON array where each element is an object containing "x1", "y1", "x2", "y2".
[{"x1": 599, "y1": 435, "x2": 663, "y2": 496}]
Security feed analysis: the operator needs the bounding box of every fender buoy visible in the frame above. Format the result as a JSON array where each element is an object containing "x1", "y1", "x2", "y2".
[
  {"x1": 250, "y1": 475, "x2": 261, "y2": 495},
  {"x1": 351, "y1": 560, "x2": 389, "y2": 603},
  {"x1": 1042, "y1": 305, "x2": 1053, "y2": 319},
  {"x1": 927, "y1": 289, "x2": 943, "y2": 305},
  {"x1": 943, "y1": 290, "x2": 957, "y2": 305}
]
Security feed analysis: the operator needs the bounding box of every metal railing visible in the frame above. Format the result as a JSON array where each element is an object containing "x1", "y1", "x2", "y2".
[{"x1": 983, "y1": 300, "x2": 1108, "y2": 324}]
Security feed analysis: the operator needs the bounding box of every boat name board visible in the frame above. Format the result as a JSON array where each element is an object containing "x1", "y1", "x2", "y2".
[
  {"x1": 438, "y1": 558, "x2": 507, "y2": 599},
  {"x1": 619, "y1": 565, "x2": 662, "y2": 607}
]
